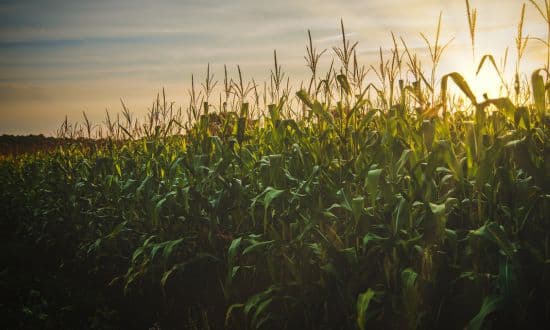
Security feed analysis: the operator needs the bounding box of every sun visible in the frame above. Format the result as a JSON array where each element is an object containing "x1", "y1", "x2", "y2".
[
  {"x1": 467, "y1": 67, "x2": 508, "y2": 100},
  {"x1": 444, "y1": 54, "x2": 508, "y2": 103}
]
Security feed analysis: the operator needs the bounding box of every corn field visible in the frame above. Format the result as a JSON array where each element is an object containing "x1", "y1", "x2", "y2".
[{"x1": 1, "y1": 2, "x2": 550, "y2": 329}]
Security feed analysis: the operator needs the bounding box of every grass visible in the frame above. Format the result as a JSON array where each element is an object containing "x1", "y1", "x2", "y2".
[{"x1": 1, "y1": 1, "x2": 549, "y2": 329}]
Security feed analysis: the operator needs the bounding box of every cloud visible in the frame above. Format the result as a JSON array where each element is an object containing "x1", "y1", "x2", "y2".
[{"x1": 0, "y1": 0, "x2": 547, "y2": 134}]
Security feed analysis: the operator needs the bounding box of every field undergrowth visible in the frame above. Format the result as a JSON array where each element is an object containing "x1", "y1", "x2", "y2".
[{"x1": 1, "y1": 1, "x2": 550, "y2": 329}]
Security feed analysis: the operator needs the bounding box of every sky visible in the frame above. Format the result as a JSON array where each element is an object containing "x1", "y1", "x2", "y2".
[{"x1": 0, "y1": 0, "x2": 547, "y2": 135}]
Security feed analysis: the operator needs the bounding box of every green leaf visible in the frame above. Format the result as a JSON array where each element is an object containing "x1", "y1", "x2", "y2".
[
  {"x1": 251, "y1": 297, "x2": 273, "y2": 328},
  {"x1": 470, "y1": 222, "x2": 515, "y2": 257},
  {"x1": 365, "y1": 168, "x2": 383, "y2": 205},
  {"x1": 153, "y1": 196, "x2": 167, "y2": 225},
  {"x1": 132, "y1": 235, "x2": 156, "y2": 263},
  {"x1": 136, "y1": 175, "x2": 153, "y2": 198},
  {"x1": 396, "y1": 149, "x2": 411, "y2": 174},
  {"x1": 504, "y1": 137, "x2": 526, "y2": 148},
  {"x1": 402, "y1": 267, "x2": 418, "y2": 289},
  {"x1": 478, "y1": 97, "x2": 516, "y2": 121},
  {"x1": 161, "y1": 253, "x2": 219, "y2": 290},
  {"x1": 532, "y1": 69, "x2": 546, "y2": 114},
  {"x1": 468, "y1": 295, "x2": 503, "y2": 330},
  {"x1": 225, "y1": 303, "x2": 244, "y2": 327},
  {"x1": 335, "y1": 188, "x2": 352, "y2": 212},
  {"x1": 394, "y1": 195, "x2": 409, "y2": 234},
  {"x1": 228, "y1": 237, "x2": 243, "y2": 261},
  {"x1": 441, "y1": 72, "x2": 477, "y2": 107},
  {"x1": 161, "y1": 238, "x2": 184, "y2": 261},
  {"x1": 401, "y1": 268, "x2": 421, "y2": 327},
  {"x1": 151, "y1": 242, "x2": 163, "y2": 260},
  {"x1": 362, "y1": 233, "x2": 388, "y2": 249},
  {"x1": 429, "y1": 202, "x2": 445, "y2": 215},
  {"x1": 351, "y1": 196, "x2": 365, "y2": 222},
  {"x1": 257, "y1": 187, "x2": 285, "y2": 210},
  {"x1": 160, "y1": 263, "x2": 181, "y2": 289},
  {"x1": 244, "y1": 286, "x2": 276, "y2": 317},
  {"x1": 106, "y1": 221, "x2": 127, "y2": 240},
  {"x1": 243, "y1": 240, "x2": 275, "y2": 255},
  {"x1": 311, "y1": 101, "x2": 334, "y2": 124},
  {"x1": 231, "y1": 266, "x2": 241, "y2": 279},
  {"x1": 357, "y1": 289, "x2": 375, "y2": 330}
]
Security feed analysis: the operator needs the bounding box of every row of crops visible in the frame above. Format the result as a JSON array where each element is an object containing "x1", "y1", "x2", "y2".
[{"x1": 2, "y1": 76, "x2": 548, "y2": 328}]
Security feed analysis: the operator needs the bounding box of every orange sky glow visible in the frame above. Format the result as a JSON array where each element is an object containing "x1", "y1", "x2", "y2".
[{"x1": 0, "y1": 0, "x2": 547, "y2": 135}]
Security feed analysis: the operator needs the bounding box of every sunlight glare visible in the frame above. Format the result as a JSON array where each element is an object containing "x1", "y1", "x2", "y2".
[
  {"x1": 468, "y1": 66, "x2": 507, "y2": 100},
  {"x1": 449, "y1": 57, "x2": 507, "y2": 102}
]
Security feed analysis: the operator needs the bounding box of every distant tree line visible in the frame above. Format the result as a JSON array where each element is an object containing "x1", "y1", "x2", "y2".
[{"x1": 0, "y1": 135, "x2": 77, "y2": 156}]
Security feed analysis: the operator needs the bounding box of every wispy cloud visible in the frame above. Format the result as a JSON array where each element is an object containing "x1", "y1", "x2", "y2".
[{"x1": 0, "y1": 0, "x2": 546, "y2": 134}]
